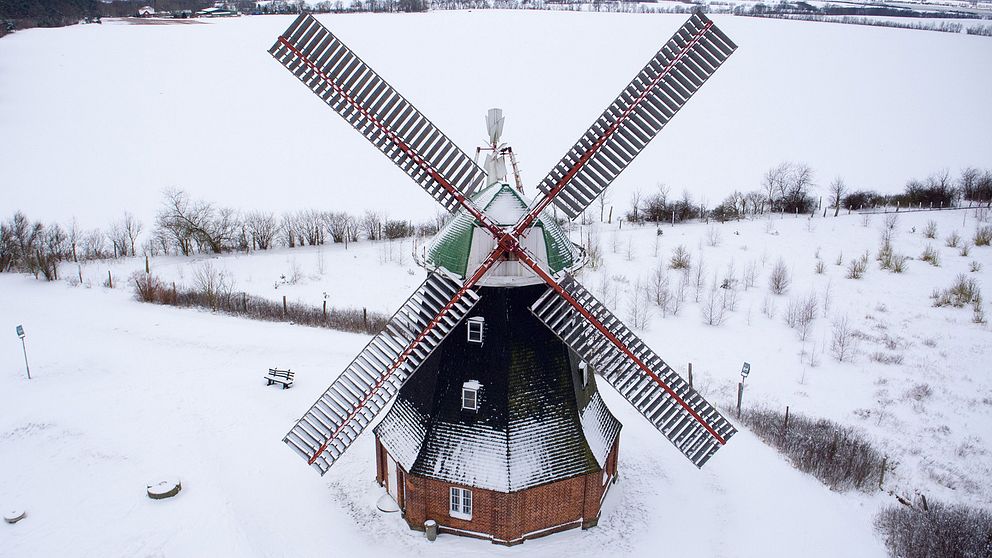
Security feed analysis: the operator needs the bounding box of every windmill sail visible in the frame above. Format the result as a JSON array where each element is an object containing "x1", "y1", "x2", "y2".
[
  {"x1": 269, "y1": 14, "x2": 486, "y2": 213},
  {"x1": 284, "y1": 271, "x2": 481, "y2": 474},
  {"x1": 535, "y1": 12, "x2": 736, "y2": 220},
  {"x1": 530, "y1": 274, "x2": 736, "y2": 467}
]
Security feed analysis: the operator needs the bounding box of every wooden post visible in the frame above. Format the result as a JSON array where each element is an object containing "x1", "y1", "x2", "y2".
[
  {"x1": 242, "y1": 292, "x2": 247, "y2": 312},
  {"x1": 145, "y1": 255, "x2": 150, "y2": 274},
  {"x1": 879, "y1": 456, "x2": 887, "y2": 490},
  {"x1": 363, "y1": 307, "x2": 368, "y2": 327},
  {"x1": 687, "y1": 362, "x2": 693, "y2": 389},
  {"x1": 323, "y1": 300, "x2": 327, "y2": 321},
  {"x1": 78, "y1": 266, "x2": 83, "y2": 283},
  {"x1": 618, "y1": 219, "x2": 622, "y2": 230},
  {"x1": 108, "y1": 270, "x2": 113, "y2": 289},
  {"x1": 783, "y1": 405, "x2": 790, "y2": 436},
  {"x1": 282, "y1": 295, "x2": 287, "y2": 317},
  {"x1": 607, "y1": 206, "x2": 613, "y2": 224},
  {"x1": 671, "y1": 210, "x2": 675, "y2": 227},
  {"x1": 736, "y1": 382, "x2": 743, "y2": 418}
]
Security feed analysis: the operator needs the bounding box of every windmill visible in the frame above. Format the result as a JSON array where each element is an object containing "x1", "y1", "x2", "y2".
[{"x1": 269, "y1": 12, "x2": 739, "y2": 545}]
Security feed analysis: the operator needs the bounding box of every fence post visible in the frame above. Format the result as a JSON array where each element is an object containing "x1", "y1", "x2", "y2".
[
  {"x1": 282, "y1": 295, "x2": 287, "y2": 317},
  {"x1": 145, "y1": 255, "x2": 150, "y2": 274},
  {"x1": 363, "y1": 307, "x2": 368, "y2": 328},
  {"x1": 323, "y1": 300, "x2": 327, "y2": 321},
  {"x1": 879, "y1": 456, "x2": 887, "y2": 490},
  {"x1": 242, "y1": 292, "x2": 247, "y2": 312},
  {"x1": 687, "y1": 362, "x2": 693, "y2": 389},
  {"x1": 108, "y1": 270, "x2": 113, "y2": 289},
  {"x1": 78, "y1": 266, "x2": 83, "y2": 283},
  {"x1": 783, "y1": 405, "x2": 790, "y2": 436}
]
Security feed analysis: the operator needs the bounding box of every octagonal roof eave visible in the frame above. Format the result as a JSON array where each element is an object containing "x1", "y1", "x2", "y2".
[{"x1": 420, "y1": 183, "x2": 586, "y2": 280}]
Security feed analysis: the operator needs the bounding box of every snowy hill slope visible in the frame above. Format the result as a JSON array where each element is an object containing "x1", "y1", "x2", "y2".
[{"x1": 1, "y1": 11, "x2": 991, "y2": 229}]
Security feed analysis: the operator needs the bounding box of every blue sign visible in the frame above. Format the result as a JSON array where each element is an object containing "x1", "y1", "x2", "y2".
[
  {"x1": 741, "y1": 362, "x2": 750, "y2": 378},
  {"x1": 16, "y1": 325, "x2": 24, "y2": 338}
]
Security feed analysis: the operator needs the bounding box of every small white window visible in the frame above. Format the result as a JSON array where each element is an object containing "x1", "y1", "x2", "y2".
[
  {"x1": 462, "y1": 381, "x2": 479, "y2": 411},
  {"x1": 449, "y1": 487, "x2": 473, "y2": 520},
  {"x1": 467, "y1": 317, "x2": 484, "y2": 344},
  {"x1": 579, "y1": 360, "x2": 588, "y2": 387}
]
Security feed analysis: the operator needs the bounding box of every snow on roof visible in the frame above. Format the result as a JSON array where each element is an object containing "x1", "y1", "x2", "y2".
[{"x1": 462, "y1": 379, "x2": 481, "y2": 391}]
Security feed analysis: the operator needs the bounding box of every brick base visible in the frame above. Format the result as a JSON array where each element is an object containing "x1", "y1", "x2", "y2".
[{"x1": 377, "y1": 436, "x2": 620, "y2": 545}]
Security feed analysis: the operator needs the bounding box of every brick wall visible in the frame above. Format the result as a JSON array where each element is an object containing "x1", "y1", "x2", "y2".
[{"x1": 392, "y1": 438, "x2": 620, "y2": 545}]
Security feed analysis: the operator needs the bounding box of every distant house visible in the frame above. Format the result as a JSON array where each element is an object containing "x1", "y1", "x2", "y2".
[
  {"x1": 137, "y1": 6, "x2": 155, "y2": 17},
  {"x1": 196, "y1": 6, "x2": 237, "y2": 17}
]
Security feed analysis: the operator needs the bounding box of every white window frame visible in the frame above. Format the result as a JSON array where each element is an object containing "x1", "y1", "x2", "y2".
[
  {"x1": 462, "y1": 386, "x2": 478, "y2": 411},
  {"x1": 579, "y1": 360, "x2": 588, "y2": 387},
  {"x1": 466, "y1": 317, "x2": 484, "y2": 344},
  {"x1": 449, "y1": 487, "x2": 473, "y2": 520}
]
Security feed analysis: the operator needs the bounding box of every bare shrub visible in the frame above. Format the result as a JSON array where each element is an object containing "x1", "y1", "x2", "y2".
[
  {"x1": 974, "y1": 225, "x2": 992, "y2": 246},
  {"x1": 669, "y1": 244, "x2": 691, "y2": 270},
  {"x1": 768, "y1": 258, "x2": 791, "y2": 294},
  {"x1": 923, "y1": 220, "x2": 938, "y2": 239},
  {"x1": 815, "y1": 259, "x2": 825, "y2": 274},
  {"x1": 869, "y1": 352, "x2": 905, "y2": 365},
  {"x1": 876, "y1": 500, "x2": 992, "y2": 558},
  {"x1": 706, "y1": 226, "x2": 721, "y2": 247},
  {"x1": 974, "y1": 292, "x2": 986, "y2": 324},
  {"x1": 761, "y1": 295, "x2": 777, "y2": 319},
  {"x1": 905, "y1": 383, "x2": 933, "y2": 402},
  {"x1": 835, "y1": 251, "x2": 843, "y2": 266},
  {"x1": 960, "y1": 242, "x2": 971, "y2": 257},
  {"x1": 650, "y1": 262, "x2": 671, "y2": 317},
  {"x1": 586, "y1": 230, "x2": 602, "y2": 270},
  {"x1": 671, "y1": 271, "x2": 688, "y2": 316},
  {"x1": 785, "y1": 292, "x2": 818, "y2": 341},
  {"x1": 932, "y1": 274, "x2": 980, "y2": 308},
  {"x1": 700, "y1": 279, "x2": 726, "y2": 326},
  {"x1": 627, "y1": 279, "x2": 651, "y2": 329},
  {"x1": 738, "y1": 408, "x2": 885, "y2": 492},
  {"x1": 847, "y1": 251, "x2": 869, "y2": 279},
  {"x1": 132, "y1": 272, "x2": 168, "y2": 303},
  {"x1": 920, "y1": 245, "x2": 941, "y2": 267},
  {"x1": 822, "y1": 279, "x2": 833, "y2": 315},
  {"x1": 884, "y1": 213, "x2": 899, "y2": 231},
  {"x1": 970, "y1": 261, "x2": 982, "y2": 273},
  {"x1": 743, "y1": 260, "x2": 758, "y2": 290},
  {"x1": 830, "y1": 316, "x2": 856, "y2": 362},
  {"x1": 944, "y1": 230, "x2": 960, "y2": 248},
  {"x1": 692, "y1": 257, "x2": 706, "y2": 303}
]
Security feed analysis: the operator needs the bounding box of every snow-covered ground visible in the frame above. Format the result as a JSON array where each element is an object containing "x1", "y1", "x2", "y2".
[
  {"x1": 3, "y1": 207, "x2": 990, "y2": 556},
  {"x1": 1, "y1": 11, "x2": 991, "y2": 229}
]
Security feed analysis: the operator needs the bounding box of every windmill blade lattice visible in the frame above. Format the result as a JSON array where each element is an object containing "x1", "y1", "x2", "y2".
[
  {"x1": 530, "y1": 274, "x2": 737, "y2": 467},
  {"x1": 270, "y1": 14, "x2": 486, "y2": 213},
  {"x1": 535, "y1": 12, "x2": 736, "y2": 220},
  {"x1": 285, "y1": 271, "x2": 480, "y2": 474}
]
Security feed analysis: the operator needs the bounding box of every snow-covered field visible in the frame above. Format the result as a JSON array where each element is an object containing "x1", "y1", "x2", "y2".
[
  {"x1": 1, "y1": 11, "x2": 991, "y2": 229},
  {"x1": 3, "y1": 208, "x2": 991, "y2": 556},
  {"x1": 2, "y1": 9, "x2": 992, "y2": 557}
]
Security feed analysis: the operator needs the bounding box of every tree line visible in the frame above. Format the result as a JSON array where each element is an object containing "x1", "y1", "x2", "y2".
[
  {"x1": 0, "y1": 188, "x2": 441, "y2": 281},
  {"x1": 623, "y1": 164, "x2": 992, "y2": 225}
]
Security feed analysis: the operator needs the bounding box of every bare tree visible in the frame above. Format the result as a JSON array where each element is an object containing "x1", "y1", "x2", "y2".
[
  {"x1": 630, "y1": 189, "x2": 643, "y2": 222},
  {"x1": 700, "y1": 274, "x2": 726, "y2": 326},
  {"x1": 830, "y1": 315, "x2": 856, "y2": 362},
  {"x1": 829, "y1": 177, "x2": 847, "y2": 217},
  {"x1": 244, "y1": 211, "x2": 278, "y2": 250},
  {"x1": 362, "y1": 210, "x2": 385, "y2": 241},
  {"x1": 763, "y1": 163, "x2": 789, "y2": 212},
  {"x1": 627, "y1": 279, "x2": 651, "y2": 329},
  {"x1": 649, "y1": 261, "x2": 671, "y2": 316},
  {"x1": 597, "y1": 190, "x2": 611, "y2": 223},
  {"x1": 692, "y1": 256, "x2": 706, "y2": 303},
  {"x1": 768, "y1": 258, "x2": 791, "y2": 294},
  {"x1": 743, "y1": 260, "x2": 758, "y2": 290}
]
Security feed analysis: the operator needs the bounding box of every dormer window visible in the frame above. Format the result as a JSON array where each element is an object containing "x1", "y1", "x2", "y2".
[
  {"x1": 467, "y1": 317, "x2": 484, "y2": 344},
  {"x1": 462, "y1": 380, "x2": 480, "y2": 411}
]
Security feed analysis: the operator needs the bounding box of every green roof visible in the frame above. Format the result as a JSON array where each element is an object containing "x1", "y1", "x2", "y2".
[{"x1": 425, "y1": 184, "x2": 580, "y2": 278}]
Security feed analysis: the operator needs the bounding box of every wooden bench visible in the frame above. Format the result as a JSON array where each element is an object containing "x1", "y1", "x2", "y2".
[{"x1": 265, "y1": 368, "x2": 294, "y2": 389}]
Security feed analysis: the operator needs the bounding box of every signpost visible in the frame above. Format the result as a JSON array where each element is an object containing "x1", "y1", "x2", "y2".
[
  {"x1": 737, "y1": 361, "x2": 750, "y2": 418},
  {"x1": 16, "y1": 325, "x2": 30, "y2": 380}
]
